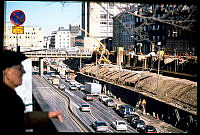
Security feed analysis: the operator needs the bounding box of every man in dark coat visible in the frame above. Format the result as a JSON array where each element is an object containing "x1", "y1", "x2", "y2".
[{"x1": 2, "y1": 50, "x2": 63, "y2": 132}]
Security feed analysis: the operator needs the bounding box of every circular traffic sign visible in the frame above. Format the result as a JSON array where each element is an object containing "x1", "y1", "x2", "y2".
[{"x1": 10, "y1": 10, "x2": 26, "y2": 26}]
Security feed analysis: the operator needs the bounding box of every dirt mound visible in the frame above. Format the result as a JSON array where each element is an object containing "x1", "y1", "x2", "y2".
[{"x1": 81, "y1": 64, "x2": 197, "y2": 114}]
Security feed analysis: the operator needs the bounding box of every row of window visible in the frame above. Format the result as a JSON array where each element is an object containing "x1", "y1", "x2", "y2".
[
  {"x1": 118, "y1": 35, "x2": 166, "y2": 42},
  {"x1": 56, "y1": 42, "x2": 70, "y2": 45},
  {"x1": 56, "y1": 38, "x2": 70, "y2": 41},
  {"x1": 100, "y1": 14, "x2": 114, "y2": 19},
  {"x1": 100, "y1": 21, "x2": 113, "y2": 25},
  {"x1": 4, "y1": 36, "x2": 39, "y2": 39},
  {"x1": 58, "y1": 31, "x2": 70, "y2": 34},
  {"x1": 5, "y1": 44, "x2": 41, "y2": 47}
]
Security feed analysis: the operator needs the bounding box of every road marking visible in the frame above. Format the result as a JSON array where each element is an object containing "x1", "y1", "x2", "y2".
[{"x1": 36, "y1": 86, "x2": 50, "y2": 89}]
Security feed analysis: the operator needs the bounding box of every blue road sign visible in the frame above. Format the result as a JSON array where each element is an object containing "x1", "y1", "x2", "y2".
[{"x1": 10, "y1": 10, "x2": 26, "y2": 26}]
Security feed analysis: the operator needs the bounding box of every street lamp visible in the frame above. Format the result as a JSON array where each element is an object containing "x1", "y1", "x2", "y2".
[
  {"x1": 156, "y1": 42, "x2": 161, "y2": 93},
  {"x1": 137, "y1": 43, "x2": 142, "y2": 54}
]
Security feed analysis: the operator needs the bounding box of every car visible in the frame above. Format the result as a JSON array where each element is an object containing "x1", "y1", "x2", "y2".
[
  {"x1": 104, "y1": 99, "x2": 116, "y2": 107},
  {"x1": 80, "y1": 103, "x2": 91, "y2": 112},
  {"x1": 69, "y1": 85, "x2": 77, "y2": 90},
  {"x1": 131, "y1": 119, "x2": 145, "y2": 129},
  {"x1": 60, "y1": 74, "x2": 65, "y2": 79},
  {"x1": 127, "y1": 113, "x2": 140, "y2": 123},
  {"x1": 92, "y1": 121, "x2": 109, "y2": 132},
  {"x1": 99, "y1": 95, "x2": 109, "y2": 102},
  {"x1": 69, "y1": 80, "x2": 77, "y2": 86},
  {"x1": 118, "y1": 104, "x2": 135, "y2": 118},
  {"x1": 76, "y1": 83, "x2": 82, "y2": 88},
  {"x1": 112, "y1": 120, "x2": 127, "y2": 131},
  {"x1": 59, "y1": 84, "x2": 66, "y2": 90},
  {"x1": 79, "y1": 85, "x2": 85, "y2": 91},
  {"x1": 137, "y1": 125, "x2": 157, "y2": 133},
  {"x1": 65, "y1": 77, "x2": 71, "y2": 82},
  {"x1": 83, "y1": 94, "x2": 94, "y2": 101}
]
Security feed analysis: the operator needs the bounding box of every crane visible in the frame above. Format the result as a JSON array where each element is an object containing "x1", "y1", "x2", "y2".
[{"x1": 78, "y1": 26, "x2": 111, "y2": 64}]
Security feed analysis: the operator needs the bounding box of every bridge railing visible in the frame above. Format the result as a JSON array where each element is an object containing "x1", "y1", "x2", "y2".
[{"x1": 24, "y1": 52, "x2": 92, "y2": 58}]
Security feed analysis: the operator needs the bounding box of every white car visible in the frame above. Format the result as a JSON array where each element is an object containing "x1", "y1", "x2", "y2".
[
  {"x1": 99, "y1": 95, "x2": 109, "y2": 102},
  {"x1": 59, "y1": 84, "x2": 66, "y2": 90},
  {"x1": 80, "y1": 103, "x2": 91, "y2": 112},
  {"x1": 92, "y1": 121, "x2": 109, "y2": 132},
  {"x1": 69, "y1": 85, "x2": 77, "y2": 90},
  {"x1": 112, "y1": 120, "x2": 127, "y2": 131}
]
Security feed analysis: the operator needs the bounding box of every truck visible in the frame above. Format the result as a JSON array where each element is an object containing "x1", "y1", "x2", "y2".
[
  {"x1": 85, "y1": 82, "x2": 102, "y2": 94},
  {"x1": 52, "y1": 78, "x2": 59, "y2": 86}
]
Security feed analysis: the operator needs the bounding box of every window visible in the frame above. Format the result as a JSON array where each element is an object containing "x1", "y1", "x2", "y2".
[
  {"x1": 100, "y1": 14, "x2": 107, "y2": 19},
  {"x1": 136, "y1": 17, "x2": 139, "y2": 22},
  {"x1": 109, "y1": 2, "x2": 114, "y2": 9},
  {"x1": 109, "y1": 14, "x2": 113, "y2": 19},
  {"x1": 157, "y1": 25, "x2": 160, "y2": 30},
  {"x1": 157, "y1": 36, "x2": 160, "y2": 41},
  {"x1": 109, "y1": 22, "x2": 113, "y2": 25},
  {"x1": 153, "y1": 36, "x2": 156, "y2": 41},
  {"x1": 144, "y1": 26, "x2": 147, "y2": 31},
  {"x1": 153, "y1": 25, "x2": 155, "y2": 30},
  {"x1": 140, "y1": 17, "x2": 143, "y2": 22},
  {"x1": 100, "y1": 22, "x2": 107, "y2": 25},
  {"x1": 162, "y1": 36, "x2": 165, "y2": 40}
]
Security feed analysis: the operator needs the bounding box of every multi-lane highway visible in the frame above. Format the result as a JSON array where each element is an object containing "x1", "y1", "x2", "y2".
[{"x1": 32, "y1": 74, "x2": 138, "y2": 133}]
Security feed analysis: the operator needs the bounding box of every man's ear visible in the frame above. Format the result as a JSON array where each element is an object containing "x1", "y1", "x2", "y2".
[{"x1": 4, "y1": 68, "x2": 12, "y2": 80}]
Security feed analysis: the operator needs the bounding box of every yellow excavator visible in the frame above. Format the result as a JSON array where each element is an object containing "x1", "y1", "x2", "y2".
[{"x1": 78, "y1": 26, "x2": 111, "y2": 64}]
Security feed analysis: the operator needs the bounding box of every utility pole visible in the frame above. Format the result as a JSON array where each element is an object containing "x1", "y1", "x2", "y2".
[{"x1": 156, "y1": 42, "x2": 161, "y2": 93}]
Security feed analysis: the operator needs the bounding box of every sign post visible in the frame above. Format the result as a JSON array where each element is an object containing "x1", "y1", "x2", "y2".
[{"x1": 10, "y1": 10, "x2": 26, "y2": 52}]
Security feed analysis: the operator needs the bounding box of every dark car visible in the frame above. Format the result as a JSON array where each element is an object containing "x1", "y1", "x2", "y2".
[
  {"x1": 83, "y1": 94, "x2": 94, "y2": 101},
  {"x1": 137, "y1": 125, "x2": 157, "y2": 133},
  {"x1": 104, "y1": 99, "x2": 116, "y2": 107},
  {"x1": 131, "y1": 119, "x2": 145, "y2": 129},
  {"x1": 118, "y1": 104, "x2": 135, "y2": 118},
  {"x1": 127, "y1": 113, "x2": 140, "y2": 123}
]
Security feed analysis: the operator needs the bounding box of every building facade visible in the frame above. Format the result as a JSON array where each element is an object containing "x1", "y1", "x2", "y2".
[
  {"x1": 82, "y1": 2, "x2": 134, "y2": 52},
  {"x1": 69, "y1": 24, "x2": 81, "y2": 47},
  {"x1": 112, "y1": 4, "x2": 197, "y2": 55},
  {"x1": 49, "y1": 27, "x2": 71, "y2": 49},
  {"x1": 4, "y1": 23, "x2": 43, "y2": 51},
  {"x1": 43, "y1": 36, "x2": 51, "y2": 49}
]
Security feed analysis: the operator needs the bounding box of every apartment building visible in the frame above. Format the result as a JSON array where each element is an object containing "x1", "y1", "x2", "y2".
[
  {"x1": 49, "y1": 27, "x2": 71, "y2": 49},
  {"x1": 4, "y1": 23, "x2": 43, "y2": 51}
]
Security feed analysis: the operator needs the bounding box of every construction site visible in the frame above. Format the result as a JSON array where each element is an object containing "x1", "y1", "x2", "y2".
[{"x1": 62, "y1": 49, "x2": 198, "y2": 133}]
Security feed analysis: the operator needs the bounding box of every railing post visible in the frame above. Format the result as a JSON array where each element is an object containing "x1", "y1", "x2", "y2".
[{"x1": 39, "y1": 57, "x2": 43, "y2": 77}]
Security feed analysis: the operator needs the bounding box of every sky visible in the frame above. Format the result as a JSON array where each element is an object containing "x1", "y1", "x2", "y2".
[{"x1": 4, "y1": 1, "x2": 82, "y2": 36}]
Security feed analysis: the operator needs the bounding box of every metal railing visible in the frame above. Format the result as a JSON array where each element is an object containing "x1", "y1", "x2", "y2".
[{"x1": 24, "y1": 51, "x2": 92, "y2": 58}]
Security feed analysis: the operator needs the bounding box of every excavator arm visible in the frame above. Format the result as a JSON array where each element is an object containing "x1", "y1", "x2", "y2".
[{"x1": 78, "y1": 26, "x2": 111, "y2": 64}]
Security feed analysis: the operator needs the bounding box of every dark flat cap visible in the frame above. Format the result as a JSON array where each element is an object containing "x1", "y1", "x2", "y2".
[{"x1": 3, "y1": 50, "x2": 28, "y2": 70}]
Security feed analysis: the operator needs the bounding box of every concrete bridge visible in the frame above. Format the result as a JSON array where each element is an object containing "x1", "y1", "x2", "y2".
[{"x1": 24, "y1": 51, "x2": 92, "y2": 76}]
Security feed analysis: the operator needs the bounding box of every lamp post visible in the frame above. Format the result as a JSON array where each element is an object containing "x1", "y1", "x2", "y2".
[
  {"x1": 137, "y1": 43, "x2": 142, "y2": 54},
  {"x1": 156, "y1": 42, "x2": 161, "y2": 93}
]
